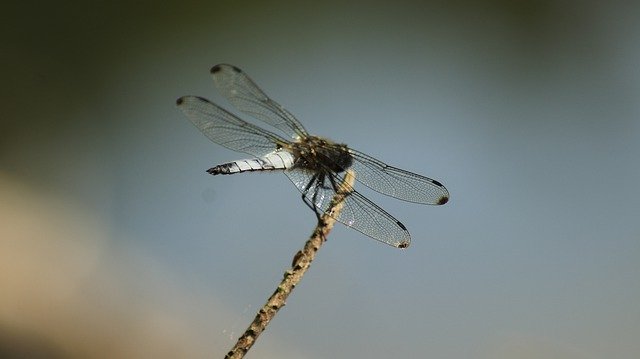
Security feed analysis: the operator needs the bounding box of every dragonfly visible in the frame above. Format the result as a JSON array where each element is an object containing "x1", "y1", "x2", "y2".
[{"x1": 177, "y1": 64, "x2": 449, "y2": 248}]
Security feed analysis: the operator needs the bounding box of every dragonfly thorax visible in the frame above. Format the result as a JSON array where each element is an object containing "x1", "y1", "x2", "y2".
[{"x1": 289, "y1": 135, "x2": 353, "y2": 174}]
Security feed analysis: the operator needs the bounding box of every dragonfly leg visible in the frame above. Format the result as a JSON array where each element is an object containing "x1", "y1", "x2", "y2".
[
  {"x1": 327, "y1": 174, "x2": 349, "y2": 195},
  {"x1": 300, "y1": 174, "x2": 322, "y2": 221}
]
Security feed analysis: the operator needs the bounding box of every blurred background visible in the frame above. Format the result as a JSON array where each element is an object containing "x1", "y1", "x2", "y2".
[{"x1": 2, "y1": 0, "x2": 639, "y2": 357}]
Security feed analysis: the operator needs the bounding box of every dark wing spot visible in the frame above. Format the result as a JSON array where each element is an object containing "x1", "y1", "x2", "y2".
[
  {"x1": 437, "y1": 196, "x2": 449, "y2": 205},
  {"x1": 432, "y1": 179, "x2": 443, "y2": 187},
  {"x1": 397, "y1": 221, "x2": 407, "y2": 230},
  {"x1": 398, "y1": 241, "x2": 409, "y2": 249},
  {"x1": 176, "y1": 97, "x2": 184, "y2": 105},
  {"x1": 211, "y1": 64, "x2": 243, "y2": 74}
]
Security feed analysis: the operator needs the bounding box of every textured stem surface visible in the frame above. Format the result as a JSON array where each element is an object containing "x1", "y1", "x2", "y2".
[{"x1": 224, "y1": 170, "x2": 355, "y2": 359}]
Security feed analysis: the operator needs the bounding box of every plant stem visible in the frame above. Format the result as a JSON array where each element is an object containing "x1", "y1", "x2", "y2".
[{"x1": 224, "y1": 170, "x2": 355, "y2": 359}]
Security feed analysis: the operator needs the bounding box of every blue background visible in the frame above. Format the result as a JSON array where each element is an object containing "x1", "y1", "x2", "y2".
[{"x1": 2, "y1": 1, "x2": 639, "y2": 357}]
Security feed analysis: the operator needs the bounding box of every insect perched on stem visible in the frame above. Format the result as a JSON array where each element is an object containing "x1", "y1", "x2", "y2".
[{"x1": 177, "y1": 64, "x2": 449, "y2": 248}]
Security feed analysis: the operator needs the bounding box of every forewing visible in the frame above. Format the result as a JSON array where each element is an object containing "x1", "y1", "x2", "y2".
[
  {"x1": 210, "y1": 64, "x2": 308, "y2": 140},
  {"x1": 177, "y1": 96, "x2": 288, "y2": 157},
  {"x1": 284, "y1": 170, "x2": 411, "y2": 248},
  {"x1": 348, "y1": 148, "x2": 449, "y2": 205}
]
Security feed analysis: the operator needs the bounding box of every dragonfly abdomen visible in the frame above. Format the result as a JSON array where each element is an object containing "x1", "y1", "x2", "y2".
[{"x1": 207, "y1": 151, "x2": 295, "y2": 175}]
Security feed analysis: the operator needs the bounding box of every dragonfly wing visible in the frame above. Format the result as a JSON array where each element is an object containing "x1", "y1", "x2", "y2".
[
  {"x1": 284, "y1": 169, "x2": 411, "y2": 248},
  {"x1": 177, "y1": 96, "x2": 288, "y2": 157},
  {"x1": 348, "y1": 148, "x2": 449, "y2": 205},
  {"x1": 210, "y1": 64, "x2": 309, "y2": 140}
]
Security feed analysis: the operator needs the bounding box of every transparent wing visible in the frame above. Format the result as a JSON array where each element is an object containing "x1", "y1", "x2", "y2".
[
  {"x1": 348, "y1": 148, "x2": 450, "y2": 205},
  {"x1": 176, "y1": 96, "x2": 288, "y2": 157},
  {"x1": 210, "y1": 64, "x2": 309, "y2": 140},
  {"x1": 284, "y1": 169, "x2": 411, "y2": 248}
]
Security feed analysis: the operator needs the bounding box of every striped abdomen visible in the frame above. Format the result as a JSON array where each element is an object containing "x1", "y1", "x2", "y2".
[{"x1": 207, "y1": 151, "x2": 295, "y2": 175}]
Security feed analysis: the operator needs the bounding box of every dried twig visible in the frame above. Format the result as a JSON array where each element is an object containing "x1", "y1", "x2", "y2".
[{"x1": 224, "y1": 170, "x2": 356, "y2": 359}]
